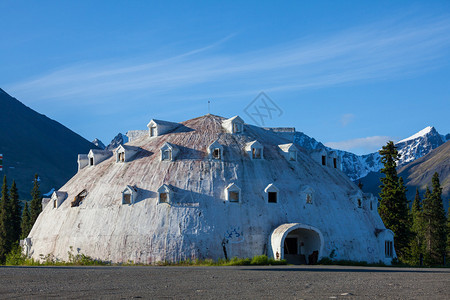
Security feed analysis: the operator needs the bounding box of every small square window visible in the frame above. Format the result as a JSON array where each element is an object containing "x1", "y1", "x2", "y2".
[
  {"x1": 268, "y1": 192, "x2": 277, "y2": 203},
  {"x1": 228, "y1": 191, "x2": 239, "y2": 202},
  {"x1": 123, "y1": 193, "x2": 131, "y2": 204},
  {"x1": 213, "y1": 148, "x2": 221, "y2": 159},
  {"x1": 150, "y1": 126, "x2": 157, "y2": 137},
  {"x1": 162, "y1": 150, "x2": 171, "y2": 161},
  {"x1": 233, "y1": 123, "x2": 242, "y2": 133},
  {"x1": 252, "y1": 148, "x2": 261, "y2": 159},
  {"x1": 160, "y1": 193, "x2": 168, "y2": 203}
]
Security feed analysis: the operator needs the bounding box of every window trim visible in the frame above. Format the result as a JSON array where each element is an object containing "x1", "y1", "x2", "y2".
[{"x1": 225, "y1": 183, "x2": 241, "y2": 203}]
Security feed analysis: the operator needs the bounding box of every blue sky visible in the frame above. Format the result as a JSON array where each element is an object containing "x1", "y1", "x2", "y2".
[{"x1": 1, "y1": 1, "x2": 449, "y2": 155}]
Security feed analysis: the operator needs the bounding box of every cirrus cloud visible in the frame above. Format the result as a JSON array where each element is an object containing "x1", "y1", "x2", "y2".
[{"x1": 325, "y1": 136, "x2": 395, "y2": 154}]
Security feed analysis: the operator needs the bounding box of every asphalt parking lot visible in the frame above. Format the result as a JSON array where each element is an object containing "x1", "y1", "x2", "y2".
[{"x1": 0, "y1": 265, "x2": 449, "y2": 299}]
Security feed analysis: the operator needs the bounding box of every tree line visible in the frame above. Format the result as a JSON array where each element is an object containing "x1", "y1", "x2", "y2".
[
  {"x1": 0, "y1": 174, "x2": 42, "y2": 263},
  {"x1": 378, "y1": 141, "x2": 449, "y2": 265}
]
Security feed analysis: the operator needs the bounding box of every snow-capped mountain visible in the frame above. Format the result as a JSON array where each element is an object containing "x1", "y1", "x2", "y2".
[
  {"x1": 92, "y1": 138, "x2": 106, "y2": 150},
  {"x1": 105, "y1": 133, "x2": 129, "y2": 150},
  {"x1": 395, "y1": 126, "x2": 446, "y2": 165},
  {"x1": 273, "y1": 126, "x2": 447, "y2": 181}
]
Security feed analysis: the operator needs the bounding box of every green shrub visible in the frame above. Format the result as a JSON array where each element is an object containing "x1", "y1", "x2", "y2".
[
  {"x1": 250, "y1": 255, "x2": 269, "y2": 265},
  {"x1": 5, "y1": 245, "x2": 27, "y2": 265}
]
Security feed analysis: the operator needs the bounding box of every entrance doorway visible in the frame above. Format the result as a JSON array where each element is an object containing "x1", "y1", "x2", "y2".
[{"x1": 270, "y1": 223, "x2": 323, "y2": 265}]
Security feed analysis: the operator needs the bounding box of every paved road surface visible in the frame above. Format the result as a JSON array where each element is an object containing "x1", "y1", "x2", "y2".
[{"x1": 0, "y1": 265, "x2": 449, "y2": 299}]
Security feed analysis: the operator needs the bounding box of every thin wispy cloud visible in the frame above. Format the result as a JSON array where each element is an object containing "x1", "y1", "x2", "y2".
[
  {"x1": 325, "y1": 136, "x2": 393, "y2": 154},
  {"x1": 7, "y1": 13, "x2": 450, "y2": 104},
  {"x1": 340, "y1": 114, "x2": 355, "y2": 127}
]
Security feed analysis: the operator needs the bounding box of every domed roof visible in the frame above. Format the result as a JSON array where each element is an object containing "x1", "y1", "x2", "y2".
[{"x1": 27, "y1": 114, "x2": 392, "y2": 264}]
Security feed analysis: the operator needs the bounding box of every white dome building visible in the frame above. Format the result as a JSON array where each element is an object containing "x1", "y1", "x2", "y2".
[{"x1": 27, "y1": 114, "x2": 395, "y2": 264}]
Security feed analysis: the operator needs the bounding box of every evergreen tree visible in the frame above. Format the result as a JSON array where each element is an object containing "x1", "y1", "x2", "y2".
[
  {"x1": 29, "y1": 174, "x2": 42, "y2": 226},
  {"x1": 20, "y1": 202, "x2": 31, "y2": 239},
  {"x1": 447, "y1": 203, "x2": 450, "y2": 263},
  {"x1": 8, "y1": 180, "x2": 22, "y2": 244},
  {"x1": 422, "y1": 173, "x2": 447, "y2": 265},
  {"x1": 0, "y1": 176, "x2": 12, "y2": 263},
  {"x1": 378, "y1": 141, "x2": 411, "y2": 260},
  {"x1": 409, "y1": 188, "x2": 424, "y2": 264}
]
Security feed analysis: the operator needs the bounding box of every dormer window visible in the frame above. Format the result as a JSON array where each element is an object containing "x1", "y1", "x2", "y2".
[
  {"x1": 147, "y1": 119, "x2": 180, "y2": 137},
  {"x1": 264, "y1": 184, "x2": 279, "y2": 203},
  {"x1": 88, "y1": 149, "x2": 113, "y2": 166},
  {"x1": 122, "y1": 185, "x2": 138, "y2": 205},
  {"x1": 158, "y1": 184, "x2": 172, "y2": 204},
  {"x1": 333, "y1": 158, "x2": 337, "y2": 168},
  {"x1": 222, "y1": 116, "x2": 245, "y2": 134},
  {"x1": 321, "y1": 155, "x2": 326, "y2": 166},
  {"x1": 160, "y1": 142, "x2": 179, "y2": 162},
  {"x1": 213, "y1": 148, "x2": 221, "y2": 159},
  {"x1": 116, "y1": 145, "x2": 139, "y2": 163},
  {"x1": 245, "y1": 141, "x2": 263, "y2": 160},
  {"x1": 233, "y1": 123, "x2": 243, "y2": 133},
  {"x1": 51, "y1": 191, "x2": 67, "y2": 209},
  {"x1": 207, "y1": 140, "x2": 223, "y2": 160},
  {"x1": 357, "y1": 199, "x2": 362, "y2": 208},
  {"x1": 225, "y1": 183, "x2": 241, "y2": 203},
  {"x1": 289, "y1": 150, "x2": 297, "y2": 161},
  {"x1": 278, "y1": 144, "x2": 299, "y2": 162},
  {"x1": 253, "y1": 148, "x2": 261, "y2": 159},
  {"x1": 162, "y1": 150, "x2": 172, "y2": 161},
  {"x1": 150, "y1": 126, "x2": 156, "y2": 137}
]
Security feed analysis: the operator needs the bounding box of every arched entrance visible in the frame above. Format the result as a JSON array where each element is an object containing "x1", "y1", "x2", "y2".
[{"x1": 270, "y1": 223, "x2": 323, "y2": 265}]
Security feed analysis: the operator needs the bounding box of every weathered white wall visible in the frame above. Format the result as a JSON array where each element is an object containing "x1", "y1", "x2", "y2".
[{"x1": 28, "y1": 115, "x2": 393, "y2": 264}]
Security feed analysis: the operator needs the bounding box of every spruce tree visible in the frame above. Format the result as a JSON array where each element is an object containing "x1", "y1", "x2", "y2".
[
  {"x1": 378, "y1": 141, "x2": 411, "y2": 260},
  {"x1": 21, "y1": 202, "x2": 31, "y2": 239},
  {"x1": 409, "y1": 188, "x2": 424, "y2": 264},
  {"x1": 447, "y1": 203, "x2": 450, "y2": 263},
  {"x1": 29, "y1": 174, "x2": 42, "y2": 226},
  {"x1": 9, "y1": 180, "x2": 21, "y2": 244},
  {"x1": 421, "y1": 173, "x2": 447, "y2": 265},
  {"x1": 0, "y1": 176, "x2": 12, "y2": 263}
]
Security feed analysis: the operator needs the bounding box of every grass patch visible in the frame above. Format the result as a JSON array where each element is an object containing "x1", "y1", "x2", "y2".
[
  {"x1": 156, "y1": 255, "x2": 287, "y2": 266},
  {"x1": 4, "y1": 248, "x2": 286, "y2": 267},
  {"x1": 5, "y1": 246, "x2": 110, "y2": 266}
]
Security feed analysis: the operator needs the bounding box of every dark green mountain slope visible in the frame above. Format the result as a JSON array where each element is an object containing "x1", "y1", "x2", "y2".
[{"x1": 0, "y1": 88, "x2": 97, "y2": 200}]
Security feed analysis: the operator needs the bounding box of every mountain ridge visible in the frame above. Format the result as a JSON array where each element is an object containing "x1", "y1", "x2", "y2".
[{"x1": 0, "y1": 88, "x2": 98, "y2": 199}]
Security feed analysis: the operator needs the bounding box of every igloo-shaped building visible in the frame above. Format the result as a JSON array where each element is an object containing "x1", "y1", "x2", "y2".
[{"x1": 27, "y1": 114, "x2": 395, "y2": 264}]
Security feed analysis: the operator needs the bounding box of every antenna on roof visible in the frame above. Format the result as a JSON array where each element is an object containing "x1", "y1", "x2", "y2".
[{"x1": 208, "y1": 100, "x2": 211, "y2": 114}]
